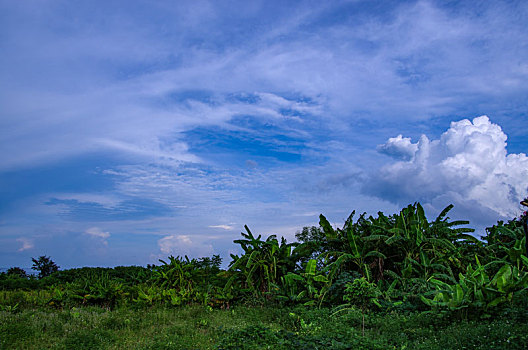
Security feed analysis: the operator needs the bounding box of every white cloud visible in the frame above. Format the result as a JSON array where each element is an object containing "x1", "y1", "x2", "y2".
[
  {"x1": 377, "y1": 134, "x2": 418, "y2": 160},
  {"x1": 158, "y1": 234, "x2": 213, "y2": 258},
  {"x1": 2, "y1": 1, "x2": 527, "y2": 172},
  {"x1": 16, "y1": 237, "x2": 34, "y2": 252},
  {"x1": 85, "y1": 227, "x2": 110, "y2": 239},
  {"x1": 84, "y1": 227, "x2": 111, "y2": 245},
  {"x1": 366, "y1": 116, "x2": 528, "y2": 223},
  {"x1": 51, "y1": 193, "x2": 123, "y2": 209},
  {"x1": 93, "y1": 138, "x2": 201, "y2": 165},
  {"x1": 209, "y1": 225, "x2": 234, "y2": 230}
]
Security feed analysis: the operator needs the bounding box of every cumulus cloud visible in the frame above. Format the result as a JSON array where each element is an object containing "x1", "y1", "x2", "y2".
[
  {"x1": 366, "y1": 116, "x2": 528, "y2": 222},
  {"x1": 16, "y1": 237, "x2": 34, "y2": 252},
  {"x1": 377, "y1": 134, "x2": 418, "y2": 160},
  {"x1": 84, "y1": 227, "x2": 111, "y2": 245},
  {"x1": 158, "y1": 234, "x2": 213, "y2": 258}
]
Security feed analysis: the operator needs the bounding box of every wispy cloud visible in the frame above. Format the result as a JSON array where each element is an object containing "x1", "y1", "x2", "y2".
[
  {"x1": 16, "y1": 237, "x2": 34, "y2": 252},
  {"x1": 209, "y1": 225, "x2": 234, "y2": 231},
  {"x1": 2, "y1": 1, "x2": 527, "y2": 171},
  {"x1": 51, "y1": 193, "x2": 123, "y2": 209}
]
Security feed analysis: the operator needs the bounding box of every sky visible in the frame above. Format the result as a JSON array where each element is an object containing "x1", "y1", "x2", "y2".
[{"x1": 1, "y1": 0, "x2": 527, "y2": 269}]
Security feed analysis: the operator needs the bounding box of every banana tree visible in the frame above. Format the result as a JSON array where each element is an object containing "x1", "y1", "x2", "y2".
[
  {"x1": 487, "y1": 261, "x2": 528, "y2": 307},
  {"x1": 521, "y1": 197, "x2": 528, "y2": 255},
  {"x1": 154, "y1": 256, "x2": 198, "y2": 291},
  {"x1": 376, "y1": 203, "x2": 476, "y2": 288},
  {"x1": 422, "y1": 255, "x2": 528, "y2": 316},
  {"x1": 133, "y1": 285, "x2": 163, "y2": 306},
  {"x1": 302, "y1": 259, "x2": 332, "y2": 306},
  {"x1": 320, "y1": 212, "x2": 387, "y2": 282},
  {"x1": 483, "y1": 221, "x2": 527, "y2": 274},
  {"x1": 272, "y1": 273, "x2": 307, "y2": 304},
  {"x1": 227, "y1": 225, "x2": 296, "y2": 297},
  {"x1": 421, "y1": 256, "x2": 489, "y2": 317},
  {"x1": 272, "y1": 259, "x2": 332, "y2": 307}
]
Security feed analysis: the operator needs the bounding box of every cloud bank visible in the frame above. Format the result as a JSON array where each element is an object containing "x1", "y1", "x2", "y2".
[{"x1": 366, "y1": 116, "x2": 528, "y2": 222}]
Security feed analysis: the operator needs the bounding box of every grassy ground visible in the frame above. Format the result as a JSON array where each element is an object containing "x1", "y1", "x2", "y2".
[{"x1": 2, "y1": 305, "x2": 528, "y2": 349}]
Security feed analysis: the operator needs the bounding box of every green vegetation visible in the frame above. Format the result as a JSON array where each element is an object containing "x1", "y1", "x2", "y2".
[
  {"x1": 32, "y1": 256, "x2": 60, "y2": 279},
  {"x1": 1, "y1": 202, "x2": 528, "y2": 349},
  {"x1": 1, "y1": 304, "x2": 527, "y2": 349}
]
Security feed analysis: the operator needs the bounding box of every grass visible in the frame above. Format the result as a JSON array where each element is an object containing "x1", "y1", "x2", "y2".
[
  {"x1": 1, "y1": 305, "x2": 528, "y2": 349},
  {"x1": 0, "y1": 305, "x2": 289, "y2": 350}
]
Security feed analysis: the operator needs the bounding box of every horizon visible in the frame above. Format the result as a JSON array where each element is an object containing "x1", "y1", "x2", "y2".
[{"x1": 1, "y1": 0, "x2": 527, "y2": 269}]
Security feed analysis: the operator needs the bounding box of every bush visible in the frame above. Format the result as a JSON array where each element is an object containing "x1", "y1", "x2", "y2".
[{"x1": 7, "y1": 267, "x2": 28, "y2": 279}]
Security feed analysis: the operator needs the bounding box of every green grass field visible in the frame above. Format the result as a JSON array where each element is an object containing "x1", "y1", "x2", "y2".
[{"x1": 2, "y1": 305, "x2": 528, "y2": 349}]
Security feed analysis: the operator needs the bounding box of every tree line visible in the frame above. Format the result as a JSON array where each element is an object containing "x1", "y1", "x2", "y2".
[{"x1": 1, "y1": 202, "x2": 527, "y2": 319}]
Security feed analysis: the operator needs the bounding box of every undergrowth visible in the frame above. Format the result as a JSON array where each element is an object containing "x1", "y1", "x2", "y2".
[{"x1": 1, "y1": 305, "x2": 527, "y2": 349}]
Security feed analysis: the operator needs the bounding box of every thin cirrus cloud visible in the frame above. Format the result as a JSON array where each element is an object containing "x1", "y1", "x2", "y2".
[
  {"x1": 2, "y1": 1, "x2": 528, "y2": 171},
  {"x1": 209, "y1": 225, "x2": 235, "y2": 231}
]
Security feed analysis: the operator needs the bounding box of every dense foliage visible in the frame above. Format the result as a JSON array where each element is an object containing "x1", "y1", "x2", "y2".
[{"x1": 1, "y1": 202, "x2": 528, "y2": 348}]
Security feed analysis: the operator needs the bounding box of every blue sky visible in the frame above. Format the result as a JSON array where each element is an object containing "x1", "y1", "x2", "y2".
[{"x1": 1, "y1": 0, "x2": 527, "y2": 269}]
